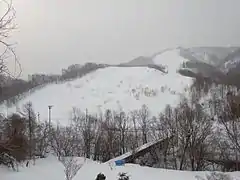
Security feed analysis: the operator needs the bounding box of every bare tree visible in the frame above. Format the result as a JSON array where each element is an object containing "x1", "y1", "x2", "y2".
[
  {"x1": 92, "y1": 118, "x2": 103, "y2": 161},
  {"x1": 82, "y1": 109, "x2": 96, "y2": 158},
  {"x1": 34, "y1": 121, "x2": 50, "y2": 158},
  {"x1": 60, "y1": 157, "x2": 84, "y2": 180},
  {"x1": 0, "y1": 0, "x2": 21, "y2": 77},
  {"x1": 151, "y1": 108, "x2": 174, "y2": 168},
  {"x1": 72, "y1": 108, "x2": 96, "y2": 159},
  {"x1": 138, "y1": 104, "x2": 150, "y2": 144},
  {"x1": 0, "y1": 114, "x2": 28, "y2": 170},
  {"x1": 22, "y1": 102, "x2": 36, "y2": 162},
  {"x1": 219, "y1": 100, "x2": 240, "y2": 171},
  {"x1": 115, "y1": 111, "x2": 128, "y2": 154},
  {"x1": 130, "y1": 110, "x2": 139, "y2": 149},
  {"x1": 173, "y1": 97, "x2": 213, "y2": 171},
  {"x1": 51, "y1": 124, "x2": 79, "y2": 160},
  {"x1": 100, "y1": 110, "x2": 119, "y2": 161}
]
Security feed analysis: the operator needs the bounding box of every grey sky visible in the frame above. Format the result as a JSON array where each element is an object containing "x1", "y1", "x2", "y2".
[{"x1": 9, "y1": 0, "x2": 240, "y2": 78}]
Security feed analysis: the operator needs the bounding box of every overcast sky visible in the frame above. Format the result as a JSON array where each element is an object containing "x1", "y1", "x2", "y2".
[{"x1": 6, "y1": 0, "x2": 240, "y2": 78}]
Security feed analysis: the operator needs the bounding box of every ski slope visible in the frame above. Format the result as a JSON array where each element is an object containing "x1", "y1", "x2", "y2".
[
  {"x1": 1, "y1": 155, "x2": 240, "y2": 180},
  {"x1": 0, "y1": 49, "x2": 193, "y2": 126}
]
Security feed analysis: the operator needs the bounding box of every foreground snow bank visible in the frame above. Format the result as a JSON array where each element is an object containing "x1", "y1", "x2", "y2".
[{"x1": 1, "y1": 155, "x2": 240, "y2": 180}]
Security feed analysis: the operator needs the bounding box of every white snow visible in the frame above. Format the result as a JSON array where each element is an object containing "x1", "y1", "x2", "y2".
[
  {"x1": 223, "y1": 57, "x2": 240, "y2": 72},
  {"x1": 153, "y1": 49, "x2": 188, "y2": 73},
  {"x1": 1, "y1": 155, "x2": 240, "y2": 180},
  {"x1": 0, "y1": 49, "x2": 193, "y2": 126}
]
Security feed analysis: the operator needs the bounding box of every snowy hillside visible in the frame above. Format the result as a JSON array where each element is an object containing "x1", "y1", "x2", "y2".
[
  {"x1": 1, "y1": 156, "x2": 240, "y2": 180},
  {"x1": 179, "y1": 47, "x2": 238, "y2": 66},
  {"x1": 0, "y1": 50, "x2": 193, "y2": 125},
  {"x1": 220, "y1": 48, "x2": 240, "y2": 73}
]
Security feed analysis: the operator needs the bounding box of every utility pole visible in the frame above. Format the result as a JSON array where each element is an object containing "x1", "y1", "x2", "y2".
[
  {"x1": 48, "y1": 105, "x2": 53, "y2": 132},
  {"x1": 37, "y1": 112, "x2": 40, "y2": 123}
]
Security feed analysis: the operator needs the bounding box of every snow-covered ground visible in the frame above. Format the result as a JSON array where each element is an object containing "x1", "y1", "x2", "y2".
[
  {"x1": 0, "y1": 49, "x2": 193, "y2": 126},
  {"x1": 1, "y1": 155, "x2": 240, "y2": 180}
]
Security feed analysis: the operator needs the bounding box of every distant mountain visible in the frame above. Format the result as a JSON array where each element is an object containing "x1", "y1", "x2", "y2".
[
  {"x1": 180, "y1": 47, "x2": 238, "y2": 66},
  {"x1": 177, "y1": 47, "x2": 226, "y2": 81},
  {"x1": 121, "y1": 47, "x2": 229, "y2": 81}
]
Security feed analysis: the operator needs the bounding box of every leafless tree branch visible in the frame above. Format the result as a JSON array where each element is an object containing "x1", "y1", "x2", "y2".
[{"x1": 0, "y1": 0, "x2": 21, "y2": 78}]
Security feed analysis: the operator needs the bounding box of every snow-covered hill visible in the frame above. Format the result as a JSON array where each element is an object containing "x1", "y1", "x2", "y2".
[
  {"x1": 182, "y1": 47, "x2": 238, "y2": 66},
  {"x1": 1, "y1": 155, "x2": 240, "y2": 180},
  {"x1": 220, "y1": 48, "x2": 240, "y2": 73},
  {"x1": 0, "y1": 49, "x2": 193, "y2": 125}
]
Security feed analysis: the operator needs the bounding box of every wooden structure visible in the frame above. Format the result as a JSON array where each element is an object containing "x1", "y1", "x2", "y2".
[{"x1": 106, "y1": 136, "x2": 174, "y2": 164}]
